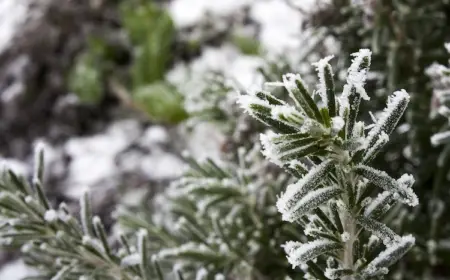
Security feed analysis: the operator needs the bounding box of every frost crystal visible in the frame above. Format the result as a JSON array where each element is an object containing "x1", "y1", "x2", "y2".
[
  {"x1": 346, "y1": 49, "x2": 372, "y2": 100},
  {"x1": 341, "y1": 232, "x2": 350, "y2": 242},
  {"x1": 44, "y1": 209, "x2": 58, "y2": 222},
  {"x1": 331, "y1": 117, "x2": 345, "y2": 134},
  {"x1": 285, "y1": 239, "x2": 341, "y2": 268},
  {"x1": 279, "y1": 186, "x2": 341, "y2": 222},
  {"x1": 312, "y1": 55, "x2": 334, "y2": 106},
  {"x1": 365, "y1": 90, "x2": 410, "y2": 150},
  {"x1": 354, "y1": 165, "x2": 418, "y2": 207},
  {"x1": 431, "y1": 131, "x2": 450, "y2": 146},
  {"x1": 237, "y1": 92, "x2": 269, "y2": 113},
  {"x1": 121, "y1": 253, "x2": 141, "y2": 267},
  {"x1": 276, "y1": 161, "x2": 333, "y2": 216},
  {"x1": 362, "y1": 235, "x2": 415, "y2": 276},
  {"x1": 364, "y1": 191, "x2": 393, "y2": 217}
]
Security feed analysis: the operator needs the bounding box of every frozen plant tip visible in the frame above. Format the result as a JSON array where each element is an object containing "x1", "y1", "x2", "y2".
[{"x1": 238, "y1": 49, "x2": 418, "y2": 278}]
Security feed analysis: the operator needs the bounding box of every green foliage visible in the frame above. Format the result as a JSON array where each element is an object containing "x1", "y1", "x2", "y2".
[
  {"x1": 132, "y1": 82, "x2": 188, "y2": 123},
  {"x1": 231, "y1": 34, "x2": 261, "y2": 56},
  {"x1": 67, "y1": 0, "x2": 187, "y2": 124},
  {"x1": 120, "y1": 0, "x2": 175, "y2": 86},
  {"x1": 68, "y1": 38, "x2": 110, "y2": 104},
  {"x1": 119, "y1": 0, "x2": 188, "y2": 123}
]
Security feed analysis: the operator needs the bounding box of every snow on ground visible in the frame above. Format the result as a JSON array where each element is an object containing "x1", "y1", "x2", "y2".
[
  {"x1": 184, "y1": 122, "x2": 226, "y2": 161},
  {"x1": 64, "y1": 119, "x2": 141, "y2": 191},
  {"x1": 0, "y1": 260, "x2": 36, "y2": 280},
  {"x1": 62, "y1": 119, "x2": 187, "y2": 199},
  {"x1": 170, "y1": 0, "x2": 319, "y2": 55},
  {"x1": 167, "y1": 44, "x2": 265, "y2": 114},
  {"x1": 0, "y1": 0, "x2": 29, "y2": 53},
  {"x1": 0, "y1": 0, "x2": 50, "y2": 54},
  {"x1": 250, "y1": 0, "x2": 304, "y2": 54}
]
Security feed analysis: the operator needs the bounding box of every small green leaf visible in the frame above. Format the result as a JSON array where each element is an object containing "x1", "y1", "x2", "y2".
[{"x1": 132, "y1": 82, "x2": 189, "y2": 123}]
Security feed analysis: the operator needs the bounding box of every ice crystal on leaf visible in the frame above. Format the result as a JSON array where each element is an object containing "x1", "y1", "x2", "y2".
[{"x1": 284, "y1": 239, "x2": 342, "y2": 268}]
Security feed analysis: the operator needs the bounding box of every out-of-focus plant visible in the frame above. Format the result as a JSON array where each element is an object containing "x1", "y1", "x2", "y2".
[
  {"x1": 68, "y1": 37, "x2": 109, "y2": 104},
  {"x1": 68, "y1": 0, "x2": 188, "y2": 124}
]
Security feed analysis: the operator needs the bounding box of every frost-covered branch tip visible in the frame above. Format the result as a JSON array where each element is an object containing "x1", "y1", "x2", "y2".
[{"x1": 238, "y1": 49, "x2": 417, "y2": 279}]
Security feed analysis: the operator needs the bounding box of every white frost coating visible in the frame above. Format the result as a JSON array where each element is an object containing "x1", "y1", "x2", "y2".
[
  {"x1": 214, "y1": 274, "x2": 225, "y2": 280},
  {"x1": 288, "y1": 159, "x2": 309, "y2": 172},
  {"x1": 158, "y1": 242, "x2": 215, "y2": 259},
  {"x1": 282, "y1": 240, "x2": 302, "y2": 254},
  {"x1": 271, "y1": 104, "x2": 304, "y2": 125},
  {"x1": 33, "y1": 140, "x2": 45, "y2": 170},
  {"x1": 343, "y1": 49, "x2": 372, "y2": 101},
  {"x1": 355, "y1": 85, "x2": 370, "y2": 102},
  {"x1": 355, "y1": 165, "x2": 418, "y2": 207},
  {"x1": 431, "y1": 131, "x2": 450, "y2": 146},
  {"x1": 282, "y1": 73, "x2": 304, "y2": 92},
  {"x1": 438, "y1": 105, "x2": 450, "y2": 118},
  {"x1": 260, "y1": 131, "x2": 319, "y2": 167},
  {"x1": 331, "y1": 116, "x2": 345, "y2": 134},
  {"x1": 324, "y1": 268, "x2": 342, "y2": 279},
  {"x1": 196, "y1": 268, "x2": 208, "y2": 280},
  {"x1": 279, "y1": 186, "x2": 341, "y2": 222},
  {"x1": 260, "y1": 132, "x2": 282, "y2": 166},
  {"x1": 445, "y1": 42, "x2": 450, "y2": 53},
  {"x1": 237, "y1": 92, "x2": 269, "y2": 115},
  {"x1": 364, "y1": 191, "x2": 392, "y2": 217},
  {"x1": 365, "y1": 90, "x2": 410, "y2": 148},
  {"x1": 397, "y1": 174, "x2": 415, "y2": 189},
  {"x1": 362, "y1": 131, "x2": 389, "y2": 162},
  {"x1": 338, "y1": 85, "x2": 351, "y2": 117},
  {"x1": 121, "y1": 253, "x2": 141, "y2": 267},
  {"x1": 312, "y1": 55, "x2": 334, "y2": 105},
  {"x1": 280, "y1": 73, "x2": 309, "y2": 107},
  {"x1": 352, "y1": 121, "x2": 365, "y2": 138},
  {"x1": 276, "y1": 161, "x2": 332, "y2": 215},
  {"x1": 341, "y1": 232, "x2": 350, "y2": 242},
  {"x1": 363, "y1": 235, "x2": 415, "y2": 276},
  {"x1": 82, "y1": 235, "x2": 104, "y2": 253},
  {"x1": 284, "y1": 239, "x2": 339, "y2": 268},
  {"x1": 44, "y1": 210, "x2": 58, "y2": 222}
]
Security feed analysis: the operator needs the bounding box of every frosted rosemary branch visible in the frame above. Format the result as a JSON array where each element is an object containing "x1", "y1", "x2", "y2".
[
  {"x1": 0, "y1": 146, "x2": 162, "y2": 280},
  {"x1": 117, "y1": 145, "x2": 299, "y2": 279},
  {"x1": 238, "y1": 49, "x2": 418, "y2": 279}
]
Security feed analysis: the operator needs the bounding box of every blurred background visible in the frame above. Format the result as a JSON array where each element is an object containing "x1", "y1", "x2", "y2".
[{"x1": 1, "y1": 0, "x2": 450, "y2": 278}]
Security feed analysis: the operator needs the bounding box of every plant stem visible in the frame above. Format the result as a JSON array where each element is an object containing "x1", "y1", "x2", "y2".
[{"x1": 342, "y1": 211, "x2": 355, "y2": 280}]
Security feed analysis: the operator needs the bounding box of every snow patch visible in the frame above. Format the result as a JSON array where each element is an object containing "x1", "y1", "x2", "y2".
[{"x1": 0, "y1": 260, "x2": 36, "y2": 280}]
